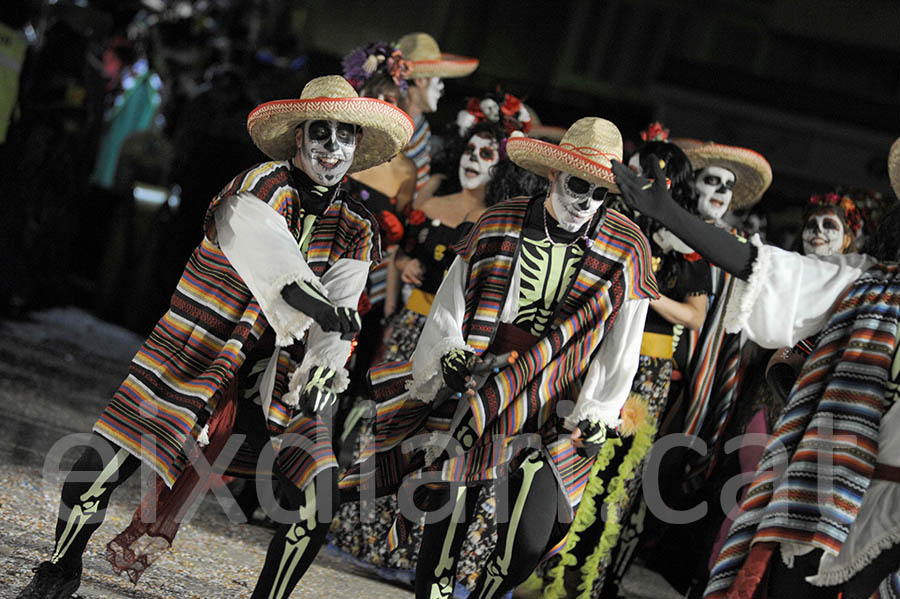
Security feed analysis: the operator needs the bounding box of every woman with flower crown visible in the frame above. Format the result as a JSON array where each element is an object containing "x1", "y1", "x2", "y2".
[
  {"x1": 522, "y1": 124, "x2": 714, "y2": 599},
  {"x1": 328, "y1": 91, "x2": 541, "y2": 592}
]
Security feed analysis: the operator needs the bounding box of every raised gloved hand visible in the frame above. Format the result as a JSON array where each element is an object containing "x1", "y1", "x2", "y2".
[
  {"x1": 440, "y1": 348, "x2": 476, "y2": 393},
  {"x1": 570, "y1": 419, "x2": 618, "y2": 459},
  {"x1": 611, "y1": 154, "x2": 679, "y2": 221},
  {"x1": 612, "y1": 155, "x2": 756, "y2": 281},
  {"x1": 281, "y1": 280, "x2": 361, "y2": 337},
  {"x1": 298, "y1": 365, "x2": 338, "y2": 417}
]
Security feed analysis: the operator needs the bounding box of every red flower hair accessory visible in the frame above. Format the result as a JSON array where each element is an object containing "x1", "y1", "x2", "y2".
[
  {"x1": 640, "y1": 122, "x2": 670, "y2": 142},
  {"x1": 458, "y1": 92, "x2": 532, "y2": 138}
]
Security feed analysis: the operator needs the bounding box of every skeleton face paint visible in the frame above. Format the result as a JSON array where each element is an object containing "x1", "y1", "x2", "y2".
[
  {"x1": 297, "y1": 120, "x2": 358, "y2": 186},
  {"x1": 802, "y1": 212, "x2": 845, "y2": 256},
  {"x1": 694, "y1": 166, "x2": 735, "y2": 221},
  {"x1": 548, "y1": 170, "x2": 609, "y2": 232},
  {"x1": 457, "y1": 133, "x2": 499, "y2": 190},
  {"x1": 424, "y1": 77, "x2": 444, "y2": 112}
]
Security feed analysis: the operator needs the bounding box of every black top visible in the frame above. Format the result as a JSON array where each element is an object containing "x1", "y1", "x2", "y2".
[
  {"x1": 404, "y1": 211, "x2": 472, "y2": 295},
  {"x1": 644, "y1": 251, "x2": 712, "y2": 368}
]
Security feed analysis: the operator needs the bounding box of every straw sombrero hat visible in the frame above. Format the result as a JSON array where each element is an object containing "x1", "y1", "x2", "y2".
[
  {"x1": 673, "y1": 138, "x2": 772, "y2": 210},
  {"x1": 246, "y1": 75, "x2": 414, "y2": 172},
  {"x1": 506, "y1": 117, "x2": 623, "y2": 192},
  {"x1": 889, "y1": 136, "x2": 900, "y2": 200},
  {"x1": 396, "y1": 32, "x2": 478, "y2": 79}
]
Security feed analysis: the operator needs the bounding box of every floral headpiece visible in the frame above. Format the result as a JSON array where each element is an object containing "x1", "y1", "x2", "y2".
[
  {"x1": 640, "y1": 122, "x2": 670, "y2": 142},
  {"x1": 808, "y1": 191, "x2": 864, "y2": 237},
  {"x1": 342, "y1": 41, "x2": 411, "y2": 93},
  {"x1": 456, "y1": 91, "x2": 532, "y2": 140}
]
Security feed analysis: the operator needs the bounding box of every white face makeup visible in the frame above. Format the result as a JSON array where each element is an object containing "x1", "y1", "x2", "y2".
[
  {"x1": 457, "y1": 133, "x2": 499, "y2": 190},
  {"x1": 802, "y1": 212, "x2": 845, "y2": 256},
  {"x1": 548, "y1": 169, "x2": 609, "y2": 232},
  {"x1": 627, "y1": 152, "x2": 643, "y2": 175},
  {"x1": 694, "y1": 165, "x2": 735, "y2": 221},
  {"x1": 424, "y1": 76, "x2": 444, "y2": 112},
  {"x1": 297, "y1": 120, "x2": 358, "y2": 186}
]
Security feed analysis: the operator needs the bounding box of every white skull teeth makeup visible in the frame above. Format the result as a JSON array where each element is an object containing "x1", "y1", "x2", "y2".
[
  {"x1": 298, "y1": 120, "x2": 358, "y2": 186},
  {"x1": 457, "y1": 133, "x2": 499, "y2": 190},
  {"x1": 694, "y1": 165, "x2": 735, "y2": 221},
  {"x1": 802, "y1": 213, "x2": 845, "y2": 256},
  {"x1": 424, "y1": 77, "x2": 444, "y2": 112},
  {"x1": 549, "y1": 172, "x2": 608, "y2": 232}
]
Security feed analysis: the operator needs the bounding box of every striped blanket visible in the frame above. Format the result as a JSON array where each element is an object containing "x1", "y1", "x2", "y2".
[
  {"x1": 340, "y1": 197, "x2": 657, "y2": 514},
  {"x1": 95, "y1": 161, "x2": 378, "y2": 490},
  {"x1": 683, "y1": 255, "x2": 744, "y2": 483},
  {"x1": 704, "y1": 263, "x2": 900, "y2": 599}
]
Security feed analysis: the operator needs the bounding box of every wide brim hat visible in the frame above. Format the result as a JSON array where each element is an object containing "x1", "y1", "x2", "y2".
[
  {"x1": 674, "y1": 138, "x2": 772, "y2": 210},
  {"x1": 246, "y1": 75, "x2": 414, "y2": 172},
  {"x1": 506, "y1": 117, "x2": 623, "y2": 192},
  {"x1": 397, "y1": 32, "x2": 478, "y2": 79},
  {"x1": 889, "y1": 136, "x2": 900, "y2": 200}
]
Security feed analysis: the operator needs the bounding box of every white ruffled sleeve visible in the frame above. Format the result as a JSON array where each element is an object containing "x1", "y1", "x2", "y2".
[
  {"x1": 285, "y1": 258, "x2": 370, "y2": 402},
  {"x1": 215, "y1": 192, "x2": 321, "y2": 346},
  {"x1": 564, "y1": 297, "x2": 649, "y2": 430},
  {"x1": 723, "y1": 237, "x2": 877, "y2": 348},
  {"x1": 408, "y1": 255, "x2": 475, "y2": 403}
]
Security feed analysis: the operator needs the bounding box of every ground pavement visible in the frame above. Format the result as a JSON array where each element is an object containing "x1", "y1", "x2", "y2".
[{"x1": 0, "y1": 307, "x2": 683, "y2": 599}]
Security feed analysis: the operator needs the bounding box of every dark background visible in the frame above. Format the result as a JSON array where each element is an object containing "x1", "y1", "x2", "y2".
[{"x1": 1, "y1": 0, "x2": 898, "y2": 334}]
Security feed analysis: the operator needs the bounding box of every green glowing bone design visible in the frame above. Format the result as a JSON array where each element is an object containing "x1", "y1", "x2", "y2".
[
  {"x1": 429, "y1": 485, "x2": 469, "y2": 599},
  {"x1": 269, "y1": 483, "x2": 317, "y2": 599},
  {"x1": 52, "y1": 448, "x2": 130, "y2": 563},
  {"x1": 515, "y1": 236, "x2": 582, "y2": 336},
  {"x1": 476, "y1": 453, "x2": 544, "y2": 599}
]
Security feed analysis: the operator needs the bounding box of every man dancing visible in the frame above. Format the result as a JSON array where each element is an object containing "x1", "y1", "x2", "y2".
[
  {"x1": 350, "y1": 117, "x2": 658, "y2": 598},
  {"x1": 16, "y1": 75, "x2": 412, "y2": 599}
]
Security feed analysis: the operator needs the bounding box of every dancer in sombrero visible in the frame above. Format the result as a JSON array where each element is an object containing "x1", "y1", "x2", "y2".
[
  {"x1": 342, "y1": 117, "x2": 658, "y2": 599},
  {"x1": 395, "y1": 32, "x2": 478, "y2": 199},
  {"x1": 524, "y1": 125, "x2": 714, "y2": 599},
  {"x1": 15, "y1": 75, "x2": 413, "y2": 599},
  {"x1": 611, "y1": 136, "x2": 900, "y2": 599}
]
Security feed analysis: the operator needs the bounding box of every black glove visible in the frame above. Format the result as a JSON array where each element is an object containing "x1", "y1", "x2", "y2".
[
  {"x1": 298, "y1": 365, "x2": 338, "y2": 417},
  {"x1": 281, "y1": 280, "x2": 362, "y2": 337},
  {"x1": 573, "y1": 419, "x2": 618, "y2": 459},
  {"x1": 440, "y1": 348, "x2": 475, "y2": 393},
  {"x1": 611, "y1": 156, "x2": 756, "y2": 281}
]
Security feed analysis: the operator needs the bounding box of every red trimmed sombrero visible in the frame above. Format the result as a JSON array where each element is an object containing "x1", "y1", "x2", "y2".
[
  {"x1": 506, "y1": 117, "x2": 623, "y2": 192},
  {"x1": 889, "y1": 136, "x2": 900, "y2": 200},
  {"x1": 246, "y1": 75, "x2": 414, "y2": 172},
  {"x1": 673, "y1": 138, "x2": 772, "y2": 210},
  {"x1": 396, "y1": 32, "x2": 478, "y2": 79}
]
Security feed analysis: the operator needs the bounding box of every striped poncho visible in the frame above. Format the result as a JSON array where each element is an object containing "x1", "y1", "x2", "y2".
[
  {"x1": 340, "y1": 197, "x2": 657, "y2": 516},
  {"x1": 705, "y1": 263, "x2": 900, "y2": 599},
  {"x1": 95, "y1": 161, "x2": 378, "y2": 490}
]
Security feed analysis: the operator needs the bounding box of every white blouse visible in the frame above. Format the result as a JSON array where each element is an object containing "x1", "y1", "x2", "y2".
[{"x1": 722, "y1": 239, "x2": 900, "y2": 585}]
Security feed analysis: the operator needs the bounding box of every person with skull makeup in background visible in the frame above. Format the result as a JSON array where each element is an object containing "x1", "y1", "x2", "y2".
[
  {"x1": 684, "y1": 189, "x2": 869, "y2": 597},
  {"x1": 597, "y1": 139, "x2": 772, "y2": 596},
  {"x1": 395, "y1": 32, "x2": 479, "y2": 200},
  {"x1": 338, "y1": 117, "x2": 657, "y2": 599},
  {"x1": 328, "y1": 92, "x2": 541, "y2": 592},
  {"x1": 15, "y1": 75, "x2": 413, "y2": 599},
  {"x1": 524, "y1": 124, "x2": 714, "y2": 599},
  {"x1": 610, "y1": 133, "x2": 900, "y2": 599}
]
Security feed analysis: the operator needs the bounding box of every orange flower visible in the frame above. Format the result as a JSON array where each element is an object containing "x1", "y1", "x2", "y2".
[{"x1": 620, "y1": 394, "x2": 650, "y2": 437}]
